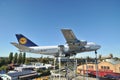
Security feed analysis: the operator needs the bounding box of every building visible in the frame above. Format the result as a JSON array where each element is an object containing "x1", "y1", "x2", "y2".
[
  {"x1": 77, "y1": 59, "x2": 120, "y2": 77},
  {"x1": 0, "y1": 70, "x2": 37, "y2": 80}
]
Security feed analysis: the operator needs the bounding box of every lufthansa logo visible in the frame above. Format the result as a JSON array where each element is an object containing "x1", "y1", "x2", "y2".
[{"x1": 19, "y1": 37, "x2": 27, "y2": 44}]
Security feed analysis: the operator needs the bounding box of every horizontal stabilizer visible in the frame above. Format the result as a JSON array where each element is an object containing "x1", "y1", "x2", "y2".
[{"x1": 11, "y1": 42, "x2": 31, "y2": 52}]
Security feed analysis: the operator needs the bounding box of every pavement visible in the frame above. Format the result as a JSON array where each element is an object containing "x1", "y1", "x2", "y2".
[{"x1": 49, "y1": 75, "x2": 97, "y2": 80}]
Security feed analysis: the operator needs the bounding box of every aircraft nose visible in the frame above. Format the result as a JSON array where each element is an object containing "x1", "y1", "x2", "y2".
[{"x1": 96, "y1": 45, "x2": 101, "y2": 49}]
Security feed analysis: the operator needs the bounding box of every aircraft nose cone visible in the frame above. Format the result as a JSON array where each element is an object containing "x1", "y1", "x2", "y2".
[{"x1": 96, "y1": 45, "x2": 101, "y2": 49}]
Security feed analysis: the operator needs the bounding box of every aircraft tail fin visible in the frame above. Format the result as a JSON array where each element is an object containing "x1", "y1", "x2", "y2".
[{"x1": 16, "y1": 34, "x2": 38, "y2": 47}]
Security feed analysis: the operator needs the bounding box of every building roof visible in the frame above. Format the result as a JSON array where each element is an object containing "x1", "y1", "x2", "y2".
[
  {"x1": 105, "y1": 59, "x2": 120, "y2": 65},
  {"x1": 7, "y1": 70, "x2": 36, "y2": 77}
]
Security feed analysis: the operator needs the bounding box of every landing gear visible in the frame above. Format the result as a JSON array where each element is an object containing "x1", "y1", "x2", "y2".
[
  {"x1": 95, "y1": 50, "x2": 97, "y2": 54},
  {"x1": 65, "y1": 53, "x2": 70, "y2": 57}
]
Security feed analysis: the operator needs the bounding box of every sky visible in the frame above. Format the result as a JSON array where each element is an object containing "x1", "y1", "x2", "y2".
[{"x1": 0, "y1": 0, "x2": 120, "y2": 58}]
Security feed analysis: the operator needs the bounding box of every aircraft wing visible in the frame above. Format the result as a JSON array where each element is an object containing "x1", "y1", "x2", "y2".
[
  {"x1": 61, "y1": 29, "x2": 80, "y2": 51},
  {"x1": 11, "y1": 42, "x2": 32, "y2": 52},
  {"x1": 61, "y1": 29, "x2": 78, "y2": 43}
]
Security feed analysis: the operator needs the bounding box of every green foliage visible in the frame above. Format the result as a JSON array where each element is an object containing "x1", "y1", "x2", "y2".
[
  {"x1": 0, "y1": 58, "x2": 5, "y2": 66},
  {"x1": 25, "y1": 58, "x2": 30, "y2": 65},
  {"x1": 2, "y1": 52, "x2": 26, "y2": 65},
  {"x1": 36, "y1": 69, "x2": 51, "y2": 77},
  {"x1": 0, "y1": 58, "x2": 9, "y2": 66},
  {"x1": 113, "y1": 57, "x2": 119, "y2": 61},
  {"x1": 22, "y1": 53, "x2": 26, "y2": 64},
  {"x1": 0, "y1": 65, "x2": 8, "y2": 71},
  {"x1": 8, "y1": 52, "x2": 13, "y2": 64},
  {"x1": 109, "y1": 53, "x2": 113, "y2": 58},
  {"x1": 17, "y1": 53, "x2": 22, "y2": 64},
  {"x1": 40, "y1": 70, "x2": 51, "y2": 76},
  {"x1": 13, "y1": 53, "x2": 18, "y2": 64},
  {"x1": 98, "y1": 54, "x2": 102, "y2": 61}
]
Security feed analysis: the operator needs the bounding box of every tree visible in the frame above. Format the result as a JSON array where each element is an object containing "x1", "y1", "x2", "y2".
[
  {"x1": 0, "y1": 65, "x2": 8, "y2": 71},
  {"x1": 42, "y1": 57, "x2": 49, "y2": 64},
  {"x1": 5, "y1": 58, "x2": 9, "y2": 65},
  {"x1": 98, "y1": 54, "x2": 102, "y2": 61},
  {"x1": 86, "y1": 56, "x2": 90, "y2": 62},
  {"x1": 0, "y1": 58, "x2": 5, "y2": 66},
  {"x1": 39, "y1": 56, "x2": 43, "y2": 62},
  {"x1": 8, "y1": 52, "x2": 13, "y2": 64},
  {"x1": 17, "y1": 53, "x2": 22, "y2": 64},
  {"x1": 22, "y1": 53, "x2": 26, "y2": 64},
  {"x1": 0, "y1": 57, "x2": 9, "y2": 67},
  {"x1": 114, "y1": 57, "x2": 119, "y2": 61},
  {"x1": 25, "y1": 58, "x2": 30, "y2": 65},
  {"x1": 13, "y1": 53, "x2": 18, "y2": 64},
  {"x1": 109, "y1": 53, "x2": 113, "y2": 58}
]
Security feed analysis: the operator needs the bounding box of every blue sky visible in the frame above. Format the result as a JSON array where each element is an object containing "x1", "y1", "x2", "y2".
[{"x1": 0, "y1": 0, "x2": 120, "y2": 58}]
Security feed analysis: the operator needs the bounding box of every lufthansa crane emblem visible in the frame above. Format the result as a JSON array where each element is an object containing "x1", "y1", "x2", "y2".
[{"x1": 19, "y1": 37, "x2": 27, "y2": 44}]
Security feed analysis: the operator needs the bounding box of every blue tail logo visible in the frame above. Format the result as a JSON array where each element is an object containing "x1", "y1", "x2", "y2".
[
  {"x1": 19, "y1": 37, "x2": 27, "y2": 45},
  {"x1": 16, "y1": 34, "x2": 38, "y2": 47}
]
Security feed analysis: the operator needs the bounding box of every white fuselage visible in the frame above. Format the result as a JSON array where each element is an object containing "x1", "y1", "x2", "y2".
[{"x1": 26, "y1": 42, "x2": 100, "y2": 56}]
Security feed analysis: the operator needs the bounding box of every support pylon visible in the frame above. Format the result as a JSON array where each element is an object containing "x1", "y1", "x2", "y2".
[
  {"x1": 58, "y1": 45, "x2": 64, "y2": 80},
  {"x1": 95, "y1": 50, "x2": 99, "y2": 80}
]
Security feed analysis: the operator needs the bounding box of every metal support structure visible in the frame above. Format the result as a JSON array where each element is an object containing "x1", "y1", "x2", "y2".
[
  {"x1": 66, "y1": 56, "x2": 70, "y2": 80},
  {"x1": 85, "y1": 59, "x2": 89, "y2": 80},
  {"x1": 83, "y1": 64, "x2": 85, "y2": 80},
  {"x1": 58, "y1": 45, "x2": 64, "y2": 80},
  {"x1": 58, "y1": 45, "x2": 78, "y2": 80},
  {"x1": 95, "y1": 50, "x2": 99, "y2": 80},
  {"x1": 51, "y1": 56, "x2": 56, "y2": 80},
  {"x1": 58, "y1": 56, "x2": 61, "y2": 80},
  {"x1": 82, "y1": 58, "x2": 85, "y2": 80},
  {"x1": 54, "y1": 57, "x2": 56, "y2": 70},
  {"x1": 65, "y1": 54, "x2": 77, "y2": 80},
  {"x1": 73, "y1": 54, "x2": 77, "y2": 80}
]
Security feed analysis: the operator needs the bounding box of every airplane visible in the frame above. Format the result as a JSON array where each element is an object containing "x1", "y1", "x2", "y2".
[{"x1": 11, "y1": 29, "x2": 101, "y2": 57}]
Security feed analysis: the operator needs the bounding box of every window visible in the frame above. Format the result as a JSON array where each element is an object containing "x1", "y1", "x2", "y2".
[
  {"x1": 104, "y1": 66, "x2": 106, "y2": 69},
  {"x1": 107, "y1": 66, "x2": 110, "y2": 70},
  {"x1": 88, "y1": 66, "x2": 93, "y2": 69},
  {"x1": 91, "y1": 66, "x2": 93, "y2": 69},
  {"x1": 101, "y1": 66, "x2": 110, "y2": 70},
  {"x1": 101, "y1": 66, "x2": 103, "y2": 69}
]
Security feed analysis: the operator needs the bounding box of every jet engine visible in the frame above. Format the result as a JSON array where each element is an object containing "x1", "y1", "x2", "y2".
[
  {"x1": 72, "y1": 40, "x2": 87, "y2": 46},
  {"x1": 80, "y1": 40, "x2": 87, "y2": 46}
]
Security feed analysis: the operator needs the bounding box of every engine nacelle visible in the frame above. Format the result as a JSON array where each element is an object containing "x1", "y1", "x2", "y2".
[
  {"x1": 80, "y1": 40, "x2": 87, "y2": 46},
  {"x1": 71, "y1": 40, "x2": 87, "y2": 46}
]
